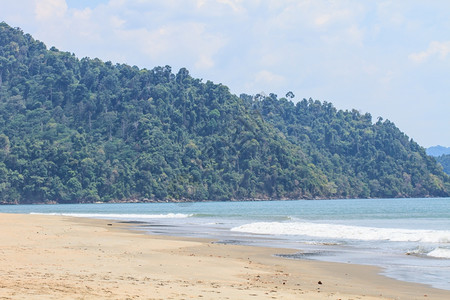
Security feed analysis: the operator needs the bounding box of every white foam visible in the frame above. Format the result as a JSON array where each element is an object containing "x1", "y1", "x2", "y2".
[
  {"x1": 427, "y1": 248, "x2": 450, "y2": 259},
  {"x1": 31, "y1": 213, "x2": 192, "y2": 219},
  {"x1": 231, "y1": 221, "x2": 450, "y2": 243},
  {"x1": 405, "y1": 246, "x2": 429, "y2": 256}
]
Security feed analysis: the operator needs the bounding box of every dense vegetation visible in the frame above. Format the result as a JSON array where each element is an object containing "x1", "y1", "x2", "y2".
[
  {"x1": 243, "y1": 94, "x2": 449, "y2": 198},
  {"x1": 436, "y1": 155, "x2": 450, "y2": 175},
  {"x1": 0, "y1": 22, "x2": 449, "y2": 204}
]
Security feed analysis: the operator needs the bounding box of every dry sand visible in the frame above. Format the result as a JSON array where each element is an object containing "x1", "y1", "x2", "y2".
[{"x1": 0, "y1": 213, "x2": 448, "y2": 299}]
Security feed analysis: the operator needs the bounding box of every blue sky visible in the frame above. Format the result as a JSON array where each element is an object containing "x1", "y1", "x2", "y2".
[{"x1": 1, "y1": 0, "x2": 449, "y2": 147}]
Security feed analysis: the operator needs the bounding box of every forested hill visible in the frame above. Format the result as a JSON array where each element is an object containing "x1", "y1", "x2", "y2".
[
  {"x1": 0, "y1": 22, "x2": 448, "y2": 204},
  {"x1": 243, "y1": 95, "x2": 449, "y2": 198},
  {"x1": 435, "y1": 155, "x2": 450, "y2": 175}
]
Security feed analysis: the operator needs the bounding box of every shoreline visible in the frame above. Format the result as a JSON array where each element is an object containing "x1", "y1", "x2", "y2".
[
  {"x1": 1, "y1": 213, "x2": 449, "y2": 299},
  {"x1": 2, "y1": 196, "x2": 447, "y2": 206}
]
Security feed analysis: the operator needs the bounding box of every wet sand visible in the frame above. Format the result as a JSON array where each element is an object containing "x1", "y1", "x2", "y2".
[{"x1": 0, "y1": 213, "x2": 448, "y2": 299}]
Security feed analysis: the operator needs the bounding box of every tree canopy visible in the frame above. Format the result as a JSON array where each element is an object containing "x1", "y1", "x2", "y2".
[
  {"x1": 0, "y1": 22, "x2": 449, "y2": 204},
  {"x1": 244, "y1": 94, "x2": 450, "y2": 198},
  {"x1": 436, "y1": 155, "x2": 450, "y2": 175}
]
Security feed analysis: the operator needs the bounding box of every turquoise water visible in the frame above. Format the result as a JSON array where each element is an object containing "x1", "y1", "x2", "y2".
[{"x1": 1, "y1": 198, "x2": 449, "y2": 290}]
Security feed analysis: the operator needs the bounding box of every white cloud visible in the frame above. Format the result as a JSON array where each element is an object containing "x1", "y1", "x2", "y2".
[
  {"x1": 380, "y1": 70, "x2": 395, "y2": 85},
  {"x1": 35, "y1": 0, "x2": 68, "y2": 21},
  {"x1": 72, "y1": 7, "x2": 92, "y2": 20},
  {"x1": 217, "y1": 0, "x2": 245, "y2": 14},
  {"x1": 195, "y1": 54, "x2": 215, "y2": 69},
  {"x1": 314, "y1": 14, "x2": 330, "y2": 27},
  {"x1": 255, "y1": 70, "x2": 285, "y2": 87},
  {"x1": 376, "y1": 1, "x2": 406, "y2": 27},
  {"x1": 196, "y1": 0, "x2": 206, "y2": 8},
  {"x1": 409, "y1": 41, "x2": 450, "y2": 63},
  {"x1": 314, "y1": 9, "x2": 352, "y2": 28},
  {"x1": 110, "y1": 15, "x2": 125, "y2": 28}
]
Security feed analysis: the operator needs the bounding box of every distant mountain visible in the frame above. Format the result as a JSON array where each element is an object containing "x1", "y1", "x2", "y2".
[
  {"x1": 427, "y1": 146, "x2": 450, "y2": 157},
  {"x1": 0, "y1": 22, "x2": 449, "y2": 204}
]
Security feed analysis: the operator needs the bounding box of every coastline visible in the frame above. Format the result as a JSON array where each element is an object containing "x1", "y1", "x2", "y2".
[
  {"x1": 1, "y1": 213, "x2": 449, "y2": 299},
  {"x1": 1, "y1": 195, "x2": 443, "y2": 205}
]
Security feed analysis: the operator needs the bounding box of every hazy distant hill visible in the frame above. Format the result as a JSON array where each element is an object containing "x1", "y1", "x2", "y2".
[
  {"x1": 427, "y1": 145, "x2": 450, "y2": 157},
  {"x1": 0, "y1": 22, "x2": 449, "y2": 204}
]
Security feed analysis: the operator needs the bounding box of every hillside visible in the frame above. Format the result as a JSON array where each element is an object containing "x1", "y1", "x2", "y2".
[
  {"x1": 435, "y1": 155, "x2": 450, "y2": 175},
  {"x1": 0, "y1": 22, "x2": 449, "y2": 204},
  {"x1": 243, "y1": 95, "x2": 450, "y2": 198}
]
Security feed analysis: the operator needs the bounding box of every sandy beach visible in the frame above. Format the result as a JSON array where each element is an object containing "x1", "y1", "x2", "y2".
[{"x1": 0, "y1": 213, "x2": 448, "y2": 299}]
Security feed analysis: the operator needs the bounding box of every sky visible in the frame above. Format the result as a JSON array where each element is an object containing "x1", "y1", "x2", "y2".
[{"x1": 1, "y1": 0, "x2": 449, "y2": 147}]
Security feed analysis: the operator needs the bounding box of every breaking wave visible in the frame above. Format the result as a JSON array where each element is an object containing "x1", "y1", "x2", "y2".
[
  {"x1": 427, "y1": 248, "x2": 450, "y2": 259},
  {"x1": 231, "y1": 221, "x2": 450, "y2": 243}
]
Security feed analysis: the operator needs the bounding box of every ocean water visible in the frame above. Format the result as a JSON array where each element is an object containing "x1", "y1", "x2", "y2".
[{"x1": 1, "y1": 198, "x2": 449, "y2": 290}]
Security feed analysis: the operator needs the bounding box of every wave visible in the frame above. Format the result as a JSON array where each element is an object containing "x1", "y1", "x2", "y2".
[
  {"x1": 30, "y1": 213, "x2": 193, "y2": 219},
  {"x1": 427, "y1": 248, "x2": 450, "y2": 259},
  {"x1": 230, "y1": 221, "x2": 450, "y2": 243}
]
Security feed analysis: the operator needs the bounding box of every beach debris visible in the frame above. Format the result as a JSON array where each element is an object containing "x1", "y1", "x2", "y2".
[{"x1": 318, "y1": 281, "x2": 322, "y2": 285}]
